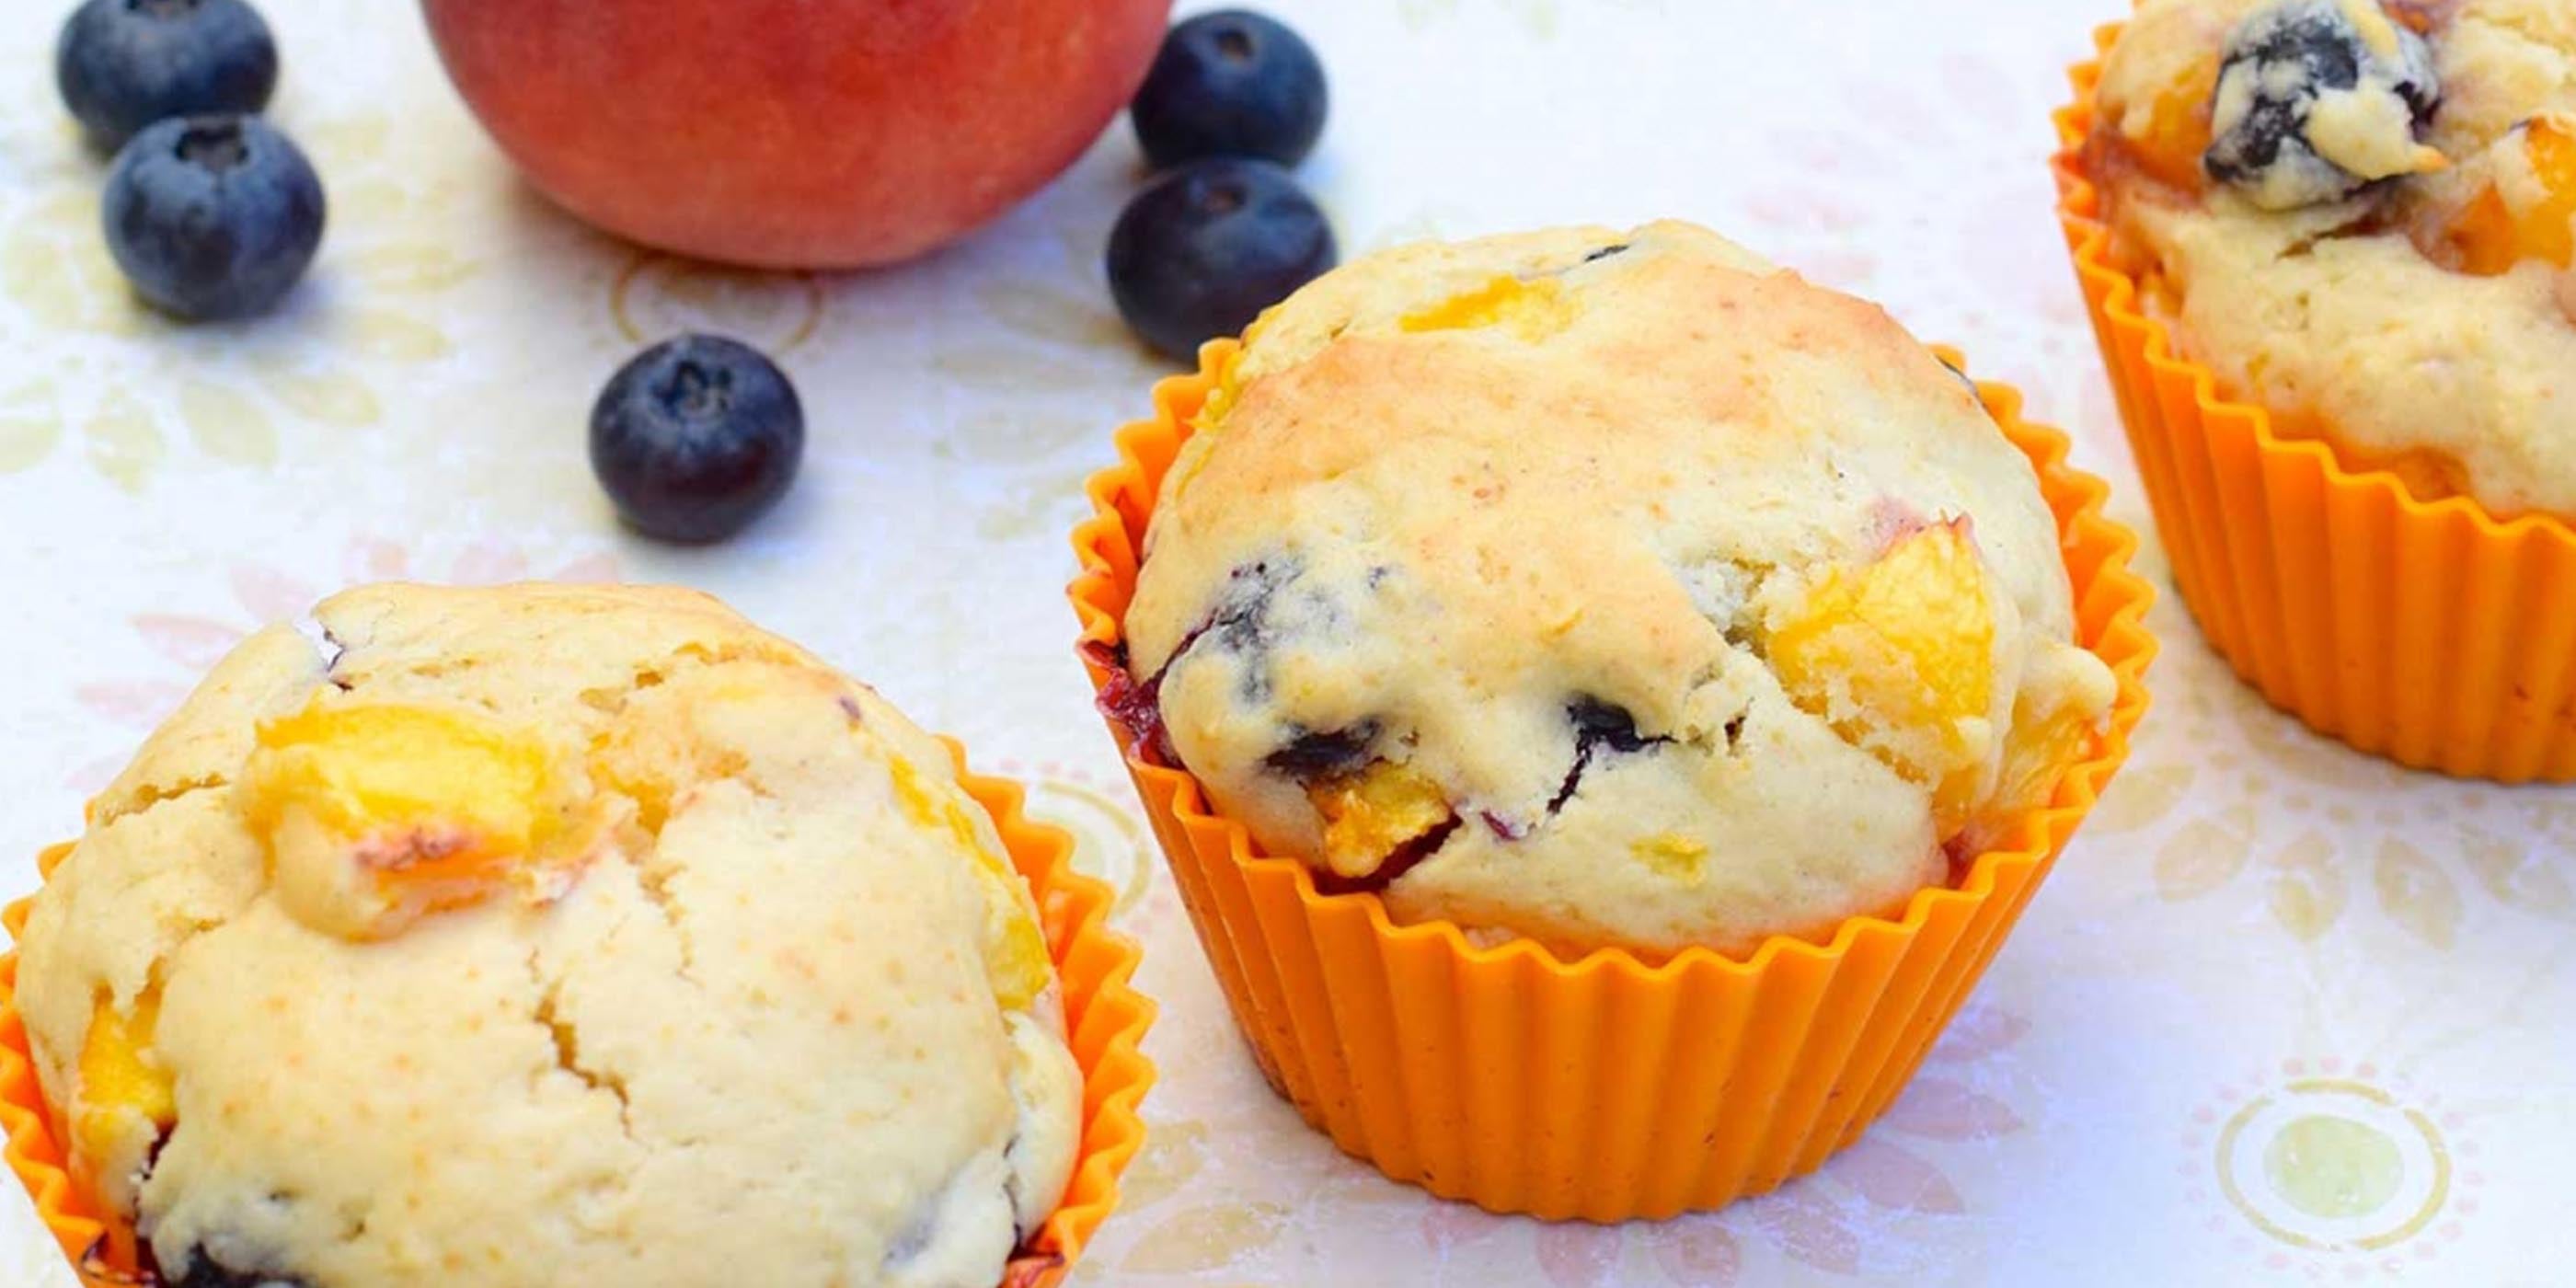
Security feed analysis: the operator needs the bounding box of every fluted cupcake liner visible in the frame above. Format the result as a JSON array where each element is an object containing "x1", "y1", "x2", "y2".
[
  {"x1": 1, "y1": 742, "x2": 1155, "y2": 1288},
  {"x1": 2054, "y1": 23, "x2": 2576, "y2": 782},
  {"x1": 1067, "y1": 338, "x2": 2156, "y2": 1221}
]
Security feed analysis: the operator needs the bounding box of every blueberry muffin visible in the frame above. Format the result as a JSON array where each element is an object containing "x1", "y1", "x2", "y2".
[
  {"x1": 2089, "y1": 0, "x2": 2576, "y2": 516},
  {"x1": 1115, "y1": 221, "x2": 2119, "y2": 958},
  {"x1": 17, "y1": 583, "x2": 1080, "y2": 1287}
]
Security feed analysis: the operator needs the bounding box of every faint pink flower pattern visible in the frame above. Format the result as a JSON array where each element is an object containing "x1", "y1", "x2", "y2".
[
  {"x1": 66, "y1": 536, "x2": 619, "y2": 791},
  {"x1": 350, "y1": 537, "x2": 408, "y2": 583},
  {"x1": 1418, "y1": 1203, "x2": 1507, "y2": 1256},
  {"x1": 1882, "y1": 1075, "x2": 2024, "y2": 1141},
  {"x1": 1847, "y1": 82, "x2": 1944, "y2": 148},
  {"x1": 552, "y1": 554, "x2": 620, "y2": 583},
  {"x1": 132, "y1": 615, "x2": 247, "y2": 670},
  {"x1": 73, "y1": 681, "x2": 193, "y2": 728},
  {"x1": 1742, "y1": 185, "x2": 1868, "y2": 233},
  {"x1": 1535, "y1": 1224, "x2": 1627, "y2": 1288},
  {"x1": 1833, "y1": 1138, "x2": 1966, "y2": 1214},
  {"x1": 1746, "y1": 1186, "x2": 1862, "y2": 1275},
  {"x1": 445, "y1": 542, "x2": 529, "y2": 585},
  {"x1": 230, "y1": 565, "x2": 320, "y2": 624},
  {"x1": 1646, "y1": 1218, "x2": 1742, "y2": 1287},
  {"x1": 1767, "y1": 126, "x2": 1871, "y2": 176},
  {"x1": 1794, "y1": 250, "x2": 1879, "y2": 293},
  {"x1": 1925, "y1": 1004, "x2": 2031, "y2": 1064},
  {"x1": 1938, "y1": 51, "x2": 2018, "y2": 121}
]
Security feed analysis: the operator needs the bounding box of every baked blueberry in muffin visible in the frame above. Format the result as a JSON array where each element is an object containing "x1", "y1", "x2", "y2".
[
  {"x1": 1109, "y1": 221, "x2": 2117, "y2": 957},
  {"x1": 2202, "y1": 0, "x2": 2441, "y2": 208},
  {"x1": 17, "y1": 584, "x2": 1080, "y2": 1288}
]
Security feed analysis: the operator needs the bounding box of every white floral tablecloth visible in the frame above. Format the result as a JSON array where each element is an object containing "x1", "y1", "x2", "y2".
[{"x1": 2, "y1": 1, "x2": 2568, "y2": 1283}]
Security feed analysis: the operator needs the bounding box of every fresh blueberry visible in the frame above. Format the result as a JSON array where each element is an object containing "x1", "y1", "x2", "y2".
[
  {"x1": 1106, "y1": 157, "x2": 1335, "y2": 359},
  {"x1": 102, "y1": 113, "x2": 323, "y2": 319},
  {"x1": 56, "y1": 0, "x2": 278, "y2": 151},
  {"x1": 589, "y1": 334, "x2": 803, "y2": 543},
  {"x1": 1131, "y1": 9, "x2": 1327, "y2": 169}
]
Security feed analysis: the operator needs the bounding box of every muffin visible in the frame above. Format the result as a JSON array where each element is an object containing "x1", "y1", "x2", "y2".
[
  {"x1": 1074, "y1": 220, "x2": 2155, "y2": 1217},
  {"x1": 1116, "y1": 221, "x2": 2118, "y2": 958},
  {"x1": 2087, "y1": 0, "x2": 2576, "y2": 515},
  {"x1": 9, "y1": 583, "x2": 1083, "y2": 1287},
  {"x1": 2060, "y1": 0, "x2": 2576, "y2": 778}
]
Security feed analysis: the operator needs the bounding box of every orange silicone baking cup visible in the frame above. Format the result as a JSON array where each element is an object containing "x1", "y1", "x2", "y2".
[
  {"x1": 2054, "y1": 23, "x2": 2576, "y2": 782},
  {"x1": 1066, "y1": 338, "x2": 2156, "y2": 1221},
  {"x1": 0, "y1": 742, "x2": 1154, "y2": 1288}
]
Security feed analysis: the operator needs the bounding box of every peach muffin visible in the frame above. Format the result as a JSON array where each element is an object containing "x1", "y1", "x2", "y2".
[
  {"x1": 16, "y1": 583, "x2": 1079, "y2": 1287},
  {"x1": 2089, "y1": 0, "x2": 2576, "y2": 515},
  {"x1": 1110, "y1": 221, "x2": 2119, "y2": 958}
]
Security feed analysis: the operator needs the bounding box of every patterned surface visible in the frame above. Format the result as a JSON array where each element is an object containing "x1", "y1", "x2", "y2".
[{"x1": 0, "y1": 1, "x2": 2565, "y2": 1283}]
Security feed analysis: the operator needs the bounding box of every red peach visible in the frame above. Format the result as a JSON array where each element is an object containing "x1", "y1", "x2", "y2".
[{"x1": 421, "y1": 0, "x2": 1170, "y2": 269}]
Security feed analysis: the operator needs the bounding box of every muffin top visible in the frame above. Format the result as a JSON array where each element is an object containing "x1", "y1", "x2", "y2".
[
  {"x1": 17, "y1": 583, "x2": 1079, "y2": 1288},
  {"x1": 1121, "y1": 221, "x2": 2116, "y2": 957},
  {"x1": 2090, "y1": 0, "x2": 2576, "y2": 516}
]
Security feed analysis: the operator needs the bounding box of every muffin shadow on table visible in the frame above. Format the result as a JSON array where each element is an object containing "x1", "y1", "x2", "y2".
[
  {"x1": 2057, "y1": 0, "x2": 2576, "y2": 781},
  {"x1": 1070, "y1": 221, "x2": 2156, "y2": 1221},
  {"x1": 1, "y1": 583, "x2": 1153, "y2": 1288}
]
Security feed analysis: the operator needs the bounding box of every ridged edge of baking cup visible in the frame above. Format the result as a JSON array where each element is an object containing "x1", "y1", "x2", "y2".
[
  {"x1": 2053, "y1": 23, "x2": 2576, "y2": 782},
  {"x1": 0, "y1": 743, "x2": 1156, "y2": 1288},
  {"x1": 1064, "y1": 337, "x2": 2157, "y2": 1221}
]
